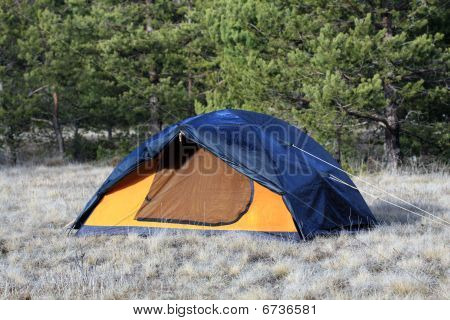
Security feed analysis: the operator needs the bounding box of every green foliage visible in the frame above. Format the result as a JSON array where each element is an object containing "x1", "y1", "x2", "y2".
[
  {"x1": 0, "y1": 0, "x2": 448, "y2": 166},
  {"x1": 297, "y1": 2, "x2": 449, "y2": 164},
  {"x1": 0, "y1": 1, "x2": 36, "y2": 163},
  {"x1": 194, "y1": 0, "x2": 449, "y2": 164}
]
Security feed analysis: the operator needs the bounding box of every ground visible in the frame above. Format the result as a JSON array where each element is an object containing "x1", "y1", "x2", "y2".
[{"x1": 0, "y1": 164, "x2": 448, "y2": 299}]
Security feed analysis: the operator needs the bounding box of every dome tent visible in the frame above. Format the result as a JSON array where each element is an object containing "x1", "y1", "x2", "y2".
[{"x1": 72, "y1": 109, "x2": 376, "y2": 240}]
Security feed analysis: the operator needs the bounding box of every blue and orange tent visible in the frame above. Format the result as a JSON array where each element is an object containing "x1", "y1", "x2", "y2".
[{"x1": 72, "y1": 109, "x2": 376, "y2": 240}]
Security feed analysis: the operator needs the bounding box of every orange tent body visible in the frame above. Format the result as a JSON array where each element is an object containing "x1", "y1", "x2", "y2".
[{"x1": 84, "y1": 140, "x2": 299, "y2": 239}]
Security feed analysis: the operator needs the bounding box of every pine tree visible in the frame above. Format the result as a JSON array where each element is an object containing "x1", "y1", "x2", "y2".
[
  {"x1": 1, "y1": 0, "x2": 448, "y2": 165},
  {"x1": 92, "y1": 0, "x2": 197, "y2": 136},
  {"x1": 195, "y1": 0, "x2": 449, "y2": 167},
  {"x1": 18, "y1": 1, "x2": 89, "y2": 158},
  {"x1": 194, "y1": 0, "x2": 301, "y2": 117},
  {"x1": 0, "y1": 1, "x2": 35, "y2": 163},
  {"x1": 295, "y1": 0, "x2": 449, "y2": 167}
]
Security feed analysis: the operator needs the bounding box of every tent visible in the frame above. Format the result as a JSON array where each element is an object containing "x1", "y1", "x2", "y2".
[{"x1": 72, "y1": 109, "x2": 376, "y2": 240}]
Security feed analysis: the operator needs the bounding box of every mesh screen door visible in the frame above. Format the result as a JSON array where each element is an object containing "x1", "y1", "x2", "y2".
[{"x1": 135, "y1": 141, "x2": 253, "y2": 226}]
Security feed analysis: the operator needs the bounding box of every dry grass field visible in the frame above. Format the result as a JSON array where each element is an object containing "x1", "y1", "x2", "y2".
[{"x1": 0, "y1": 164, "x2": 448, "y2": 299}]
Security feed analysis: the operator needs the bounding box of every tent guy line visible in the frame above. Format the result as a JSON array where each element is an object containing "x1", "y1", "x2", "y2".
[
  {"x1": 328, "y1": 174, "x2": 449, "y2": 228},
  {"x1": 292, "y1": 144, "x2": 450, "y2": 227}
]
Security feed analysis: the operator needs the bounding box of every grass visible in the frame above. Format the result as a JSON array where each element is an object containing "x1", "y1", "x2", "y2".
[{"x1": 0, "y1": 164, "x2": 448, "y2": 299}]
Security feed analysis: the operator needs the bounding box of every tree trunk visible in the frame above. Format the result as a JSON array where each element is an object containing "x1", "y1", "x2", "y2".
[
  {"x1": 51, "y1": 91, "x2": 64, "y2": 158},
  {"x1": 6, "y1": 129, "x2": 18, "y2": 165},
  {"x1": 186, "y1": 0, "x2": 196, "y2": 116},
  {"x1": 10, "y1": 149, "x2": 17, "y2": 165},
  {"x1": 187, "y1": 73, "x2": 193, "y2": 98},
  {"x1": 107, "y1": 126, "x2": 113, "y2": 141},
  {"x1": 72, "y1": 124, "x2": 80, "y2": 161},
  {"x1": 381, "y1": 10, "x2": 401, "y2": 168},
  {"x1": 384, "y1": 103, "x2": 401, "y2": 169},
  {"x1": 335, "y1": 122, "x2": 342, "y2": 164},
  {"x1": 149, "y1": 95, "x2": 162, "y2": 133},
  {"x1": 145, "y1": 1, "x2": 164, "y2": 132},
  {"x1": 186, "y1": 72, "x2": 196, "y2": 116}
]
